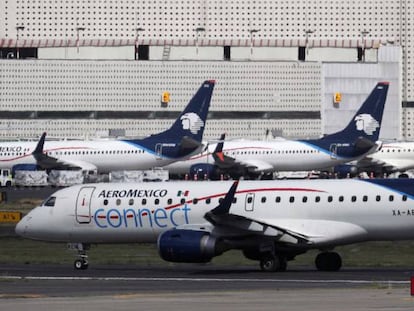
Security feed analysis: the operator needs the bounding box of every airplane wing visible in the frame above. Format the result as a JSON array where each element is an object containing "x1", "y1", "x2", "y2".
[
  {"x1": 212, "y1": 134, "x2": 273, "y2": 174},
  {"x1": 357, "y1": 156, "x2": 414, "y2": 173},
  {"x1": 201, "y1": 181, "x2": 367, "y2": 246},
  {"x1": 32, "y1": 133, "x2": 97, "y2": 171}
]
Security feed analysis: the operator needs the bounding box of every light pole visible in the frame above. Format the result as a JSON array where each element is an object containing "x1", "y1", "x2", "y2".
[
  {"x1": 195, "y1": 27, "x2": 205, "y2": 55},
  {"x1": 305, "y1": 29, "x2": 314, "y2": 55},
  {"x1": 360, "y1": 30, "x2": 370, "y2": 62},
  {"x1": 249, "y1": 29, "x2": 260, "y2": 57},
  {"x1": 76, "y1": 27, "x2": 85, "y2": 54},
  {"x1": 135, "y1": 27, "x2": 144, "y2": 60},
  {"x1": 16, "y1": 25, "x2": 25, "y2": 59}
]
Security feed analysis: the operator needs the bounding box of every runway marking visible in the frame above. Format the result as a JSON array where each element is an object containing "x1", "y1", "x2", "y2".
[{"x1": 0, "y1": 275, "x2": 409, "y2": 285}]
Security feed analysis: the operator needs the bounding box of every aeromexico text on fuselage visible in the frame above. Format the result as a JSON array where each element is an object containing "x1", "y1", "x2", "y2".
[{"x1": 97, "y1": 188, "x2": 168, "y2": 199}]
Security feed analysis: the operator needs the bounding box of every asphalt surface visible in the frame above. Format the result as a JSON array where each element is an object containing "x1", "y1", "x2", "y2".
[
  {"x1": 0, "y1": 263, "x2": 413, "y2": 295},
  {"x1": 0, "y1": 264, "x2": 413, "y2": 311}
]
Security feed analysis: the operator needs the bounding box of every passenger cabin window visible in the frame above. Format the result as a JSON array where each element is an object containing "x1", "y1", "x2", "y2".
[
  {"x1": 351, "y1": 196, "x2": 357, "y2": 202},
  {"x1": 289, "y1": 196, "x2": 294, "y2": 203},
  {"x1": 302, "y1": 196, "x2": 307, "y2": 203},
  {"x1": 402, "y1": 195, "x2": 408, "y2": 202},
  {"x1": 376, "y1": 195, "x2": 381, "y2": 202},
  {"x1": 315, "y1": 196, "x2": 320, "y2": 203},
  {"x1": 338, "y1": 196, "x2": 344, "y2": 202},
  {"x1": 275, "y1": 196, "x2": 281, "y2": 203},
  {"x1": 43, "y1": 196, "x2": 56, "y2": 207},
  {"x1": 389, "y1": 195, "x2": 394, "y2": 202},
  {"x1": 327, "y1": 196, "x2": 333, "y2": 203},
  {"x1": 261, "y1": 197, "x2": 266, "y2": 203}
]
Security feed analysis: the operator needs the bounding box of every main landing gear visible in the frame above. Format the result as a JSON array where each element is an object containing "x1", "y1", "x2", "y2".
[
  {"x1": 68, "y1": 243, "x2": 90, "y2": 270},
  {"x1": 259, "y1": 254, "x2": 287, "y2": 272},
  {"x1": 315, "y1": 251, "x2": 342, "y2": 271},
  {"x1": 256, "y1": 251, "x2": 342, "y2": 272}
]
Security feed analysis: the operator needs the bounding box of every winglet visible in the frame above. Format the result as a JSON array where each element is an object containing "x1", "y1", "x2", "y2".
[
  {"x1": 213, "y1": 133, "x2": 226, "y2": 162},
  {"x1": 209, "y1": 180, "x2": 239, "y2": 216},
  {"x1": 32, "y1": 132, "x2": 47, "y2": 156}
]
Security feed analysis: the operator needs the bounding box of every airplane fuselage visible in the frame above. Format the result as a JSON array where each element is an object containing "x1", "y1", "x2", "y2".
[
  {"x1": 167, "y1": 139, "x2": 370, "y2": 174},
  {"x1": 17, "y1": 179, "x2": 414, "y2": 247},
  {"x1": 0, "y1": 139, "x2": 180, "y2": 173},
  {"x1": 367, "y1": 141, "x2": 414, "y2": 172}
]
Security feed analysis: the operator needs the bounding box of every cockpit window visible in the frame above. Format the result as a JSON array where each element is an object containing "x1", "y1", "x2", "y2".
[{"x1": 43, "y1": 196, "x2": 56, "y2": 207}]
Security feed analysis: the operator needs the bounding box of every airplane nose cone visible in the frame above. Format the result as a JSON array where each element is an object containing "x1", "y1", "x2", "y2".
[{"x1": 15, "y1": 217, "x2": 29, "y2": 237}]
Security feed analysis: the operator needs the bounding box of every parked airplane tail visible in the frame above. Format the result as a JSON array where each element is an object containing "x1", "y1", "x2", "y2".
[
  {"x1": 137, "y1": 80, "x2": 215, "y2": 158},
  {"x1": 327, "y1": 82, "x2": 389, "y2": 142},
  {"x1": 301, "y1": 82, "x2": 389, "y2": 159}
]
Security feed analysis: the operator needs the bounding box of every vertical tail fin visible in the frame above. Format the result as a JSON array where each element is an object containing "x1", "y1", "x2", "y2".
[
  {"x1": 137, "y1": 80, "x2": 215, "y2": 158},
  {"x1": 327, "y1": 82, "x2": 389, "y2": 142},
  {"x1": 166, "y1": 80, "x2": 215, "y2": 143},
  {"x1": 304, "y1": 82, "x2": 390, "y2": 157}
]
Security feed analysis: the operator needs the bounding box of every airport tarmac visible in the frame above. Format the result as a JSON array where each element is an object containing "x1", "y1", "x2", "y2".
[{"x1": 0, "y1": 264, "x2": 413, "y2": 310}]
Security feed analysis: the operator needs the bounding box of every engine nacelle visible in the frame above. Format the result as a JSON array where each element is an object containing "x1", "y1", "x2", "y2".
[
  {"x1": 189, "y1": 163, "x2": 219, "y2": 180},
  {"x1": 333, "y1": 164, "x2": 358, "y2": 178},
  {"x1": 157, "y1": 229, "x2": 218, "y2": 263}
]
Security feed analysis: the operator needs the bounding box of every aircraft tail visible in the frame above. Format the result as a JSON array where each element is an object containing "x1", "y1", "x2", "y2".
[
  {"x1": 166, "y1": 80, "x2": 215, "y2": 143},
  {"x1": 326, "y1": 82, "x2": 389, "y2": 142},
  {"x1": 137, "y1": 80, "x2": 215, "y2": 158}
]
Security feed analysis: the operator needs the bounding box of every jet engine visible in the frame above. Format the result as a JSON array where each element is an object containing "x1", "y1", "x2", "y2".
[
  {"x1": 157, "y1": 229, "x2": 220, "y2": 263},
  {"x1": 333, "y1": 164, "x2": 358, "y2": 178},
  {"x1": 189, "y1": 163, "x2": 220, "y2": 180}
]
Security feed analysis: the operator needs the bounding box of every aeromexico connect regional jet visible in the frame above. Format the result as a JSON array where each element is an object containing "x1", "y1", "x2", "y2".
[
  {"x1": 0, "y1": 80, "x2": 215, "y2": 173},
  {"x1": 166, "y1": 82, "x2": 389, "y2": 179},
  {"x1": 15, "y1": 178, "x2": 414, "y2": 271}
]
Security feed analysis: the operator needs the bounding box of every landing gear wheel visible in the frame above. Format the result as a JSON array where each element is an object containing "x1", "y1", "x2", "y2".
[
  {"x1": 68, "y1": 243, "x2": 91, "y2": 270},
  {"x1": 259, "y1": 254, "x2": 287, "y2": 272},
  {"x1": 315, "y1": 252, "x2": 342, "y2": 271},
  {"x1": 74, "y1": 259, "x2": 89, "y2": 270}
]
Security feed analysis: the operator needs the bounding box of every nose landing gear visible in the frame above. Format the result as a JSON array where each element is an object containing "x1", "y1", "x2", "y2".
[{"x1": 68, "y1": 243, "x2": 90, "y2": 270}]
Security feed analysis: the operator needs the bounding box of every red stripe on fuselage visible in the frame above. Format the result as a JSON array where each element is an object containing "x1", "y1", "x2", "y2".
[{"x1": 89, "y1": 187, "x2": 326, "y2": 220}]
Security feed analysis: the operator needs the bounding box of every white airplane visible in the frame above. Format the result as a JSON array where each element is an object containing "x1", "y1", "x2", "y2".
[
  {"x1": 166, "y1": 82, "x2": 389, "y2": 179},
  {"x1": 358, "y1": 141, "x2": 414, "y2": 176},
  {"x1": 15, "y1": 178, "x2": 414, "y2": 271},
  {"x1": 0, "y1": 80, "x2": 215, "y2": 174},
  {"x1": 332, "y1": 141, "x2": 414, "y2": 178}
]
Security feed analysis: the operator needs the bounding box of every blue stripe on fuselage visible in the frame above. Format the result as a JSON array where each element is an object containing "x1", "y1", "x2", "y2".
[
  {"x1": 121, "y1": 140, "x2": 174, "y2": 160},
  {"x1": 362, "y1": 179, "x2": 414, "y2": 200},
  {"x1": 297, "y1": 141, "x2": 352, "y2": 160}
]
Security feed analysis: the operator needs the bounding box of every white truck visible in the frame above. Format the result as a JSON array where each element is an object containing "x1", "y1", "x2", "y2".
[{"x1": 0, "y1": 169, "x2": 14, "y2": 187}]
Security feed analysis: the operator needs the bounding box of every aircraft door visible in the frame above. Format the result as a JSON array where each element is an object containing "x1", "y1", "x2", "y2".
[
  {"x1": 245, "y1": 193, "x2": 255, "y2": 212},
  {"x1": 155, "y1": 143, "x2": 163, "y2": 160},
  {"x1": 330, "y1": 144, "x2": 338, "y2": 159},
  {"x1": 75, "y1": 186, "x2": 95, "y2": 224}
]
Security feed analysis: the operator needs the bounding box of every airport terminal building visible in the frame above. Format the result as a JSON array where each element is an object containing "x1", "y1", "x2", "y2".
[{"x1": 0, "y1": 0, "x2": 411, "y2": 141}]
